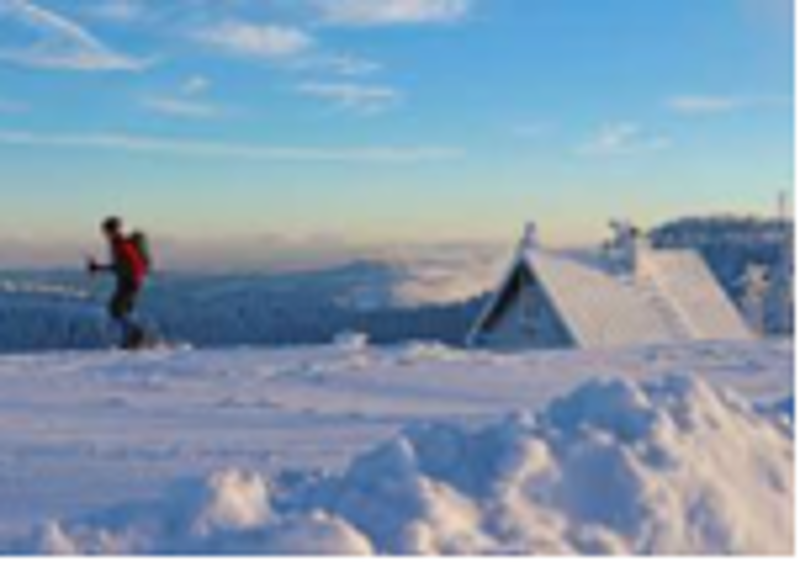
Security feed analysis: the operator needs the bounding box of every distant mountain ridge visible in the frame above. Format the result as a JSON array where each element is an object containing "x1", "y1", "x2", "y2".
[{"x1": 0, "y1": 216, "x2": 792, "y2": 353}]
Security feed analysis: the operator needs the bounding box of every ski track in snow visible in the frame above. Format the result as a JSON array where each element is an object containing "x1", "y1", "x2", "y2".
[{"x1": 0, "y1": 339, "x2": 792, "y2": 553}]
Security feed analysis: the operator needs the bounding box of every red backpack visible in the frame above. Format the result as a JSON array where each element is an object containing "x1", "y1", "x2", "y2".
[
  {"x1": 116, "y1": 236, "x2": 149, "y2": 284},
  {"x1": 129, "y1": 231, "x2": 153, "y2": 272}
]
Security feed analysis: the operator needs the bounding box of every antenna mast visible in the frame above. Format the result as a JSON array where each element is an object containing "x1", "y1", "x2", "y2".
[{"x1": 778, "y1": 190, "x2": 789, "y2": 223}]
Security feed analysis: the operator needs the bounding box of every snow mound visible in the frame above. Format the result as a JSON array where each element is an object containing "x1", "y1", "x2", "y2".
[
  {"x1": 333, "y1": 331, "x2": 370, "y2": 352},
  {"x1": 26, "y1": 376, "x2": 793, "y2": 555},
  {"x1": 32, "y1": 470, "x2": 372, "y2": 556}
]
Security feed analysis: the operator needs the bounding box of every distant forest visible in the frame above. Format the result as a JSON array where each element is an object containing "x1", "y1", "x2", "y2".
[{"x1": 650, "y1": 216, "x2": 793, "y2": 306}]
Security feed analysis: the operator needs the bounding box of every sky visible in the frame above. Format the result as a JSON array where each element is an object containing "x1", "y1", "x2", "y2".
[{"x1": 0, "y1": 0, "x2": 794, "y2": 268}]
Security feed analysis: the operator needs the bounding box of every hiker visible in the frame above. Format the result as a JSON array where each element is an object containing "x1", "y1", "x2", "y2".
[{"x1": 87, "y1": 217, "x2": 151, "y2": 349}]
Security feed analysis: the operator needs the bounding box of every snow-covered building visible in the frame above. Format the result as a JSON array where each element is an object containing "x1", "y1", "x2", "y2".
[{"x1": 468, "y1": 222, "x2": 753, "y2": 350}]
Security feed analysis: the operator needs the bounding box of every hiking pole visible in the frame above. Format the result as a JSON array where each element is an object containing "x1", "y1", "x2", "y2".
[
  {"x1": 83, "y1": 253, "x2": 102, "y2": 305},
  {"x1": 82, "y1": 253, "x2": 116, "y2": 348}
]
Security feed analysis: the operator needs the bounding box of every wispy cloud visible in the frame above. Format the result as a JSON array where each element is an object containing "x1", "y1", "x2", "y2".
[
  {"x1": 82, "y1": 0, "x2": 146, "y2": 24},
  {"x1": 141, "y1": 75, "x2": 222, "y2": 119},
  {"x1": 141, "y1": 97, "x2": 221, "y2": 119},
  {"x1": 297, "y1": 82, "x2": 402, "y2": 114},
  {"x1": 0, "y1": 97, "x2": 27, "y2": 113},
  {"x1": 0, "y1": 0, "x2": 148, "y2": 71},
  {"x1": 324, "y1": 54, "x2": 382, "y2": 76},
  {"x1": 180, "y1": 75, "x2": 211, "y2": 96},
  {"x1": 308, "y1": 53, "x2": 383, "y2": 76},
  {"x1": 195, "y1": 21, "x2": 314, "y2": 60},
  {"x1": 667, "y1": 95, "x2": 791, "y2": 115},
  {"x1": 0, "y1": 129, "x2": 462, "y2": 163},
  {"x1": 578, "y1": 122, "x2": 671, "y2": 156},
  {"x1": 315, "y1": 0, "x2": 472, "y2": 27}
]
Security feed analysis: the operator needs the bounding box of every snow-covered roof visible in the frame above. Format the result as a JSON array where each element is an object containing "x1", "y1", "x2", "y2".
[
  {"x1": 472, "y1": 246, "x2": 752, "y2": 348},
  {"x1": 644, "y1": 251, "x2": 753, "y2": 341}
]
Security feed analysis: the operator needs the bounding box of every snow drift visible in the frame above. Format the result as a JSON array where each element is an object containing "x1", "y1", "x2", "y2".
[{"x1": 25, "y1": 376, "x2": 793, "y2": 555}]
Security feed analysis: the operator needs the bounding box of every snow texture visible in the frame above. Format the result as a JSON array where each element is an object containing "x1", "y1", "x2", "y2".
[{"x1": 18, "y1": 374, "x2": 794, "y2": 555}]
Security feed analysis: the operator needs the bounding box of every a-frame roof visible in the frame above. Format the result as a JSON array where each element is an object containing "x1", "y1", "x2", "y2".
[{"x1": 471, "y1": 247, "x2": 752, "y2": 349}]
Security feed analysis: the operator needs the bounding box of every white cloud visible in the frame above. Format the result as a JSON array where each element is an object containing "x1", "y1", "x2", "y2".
[
  {"x1": 284, "y1": 49, "x2": 385, "y2": 79},
  {"x1": 0, "y1": 0, "x2": 148, "y2": 71},
  {"x1": 195, "y1": 21, "x2": 314, "y2": 60},
  {"x1": 0, "y1": 129, "x2": 462, "y2": 163},
  {"x1": 0, "y1": 97, "x2": 27, "y2": 113},
  {"x1": 82, "y1": 0, "x2": 146, "y2": 24},
  {"x1": 181, "y1": 75, "x2": 211, "y2": 96},
  {"x1": 315, "y1": 54, "x2": 383, "y2": 76},
  {"x1": 579, "y1": 122, "x2": 671, "y2": 156},
  {"x1": 315, "y1": 0, "x2": 472, "y2": 26},
  {"x1": 297, "y1": 82, "x2": 402, "y2": 114},
  {"x1": 668, "y1": 96, "x2": 742, "y2": 114},
  {"x1": 142, "y1": 75, "x2": 221, "y2": 119},
  {"x1": 667, "y1": 95, "x2": 791, "y2": 115},
  {"x1": 141, "y1": 97, "x2": 221, "y2": 119}
]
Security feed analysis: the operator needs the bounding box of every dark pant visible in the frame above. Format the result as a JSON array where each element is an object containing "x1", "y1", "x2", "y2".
[
  {"x1": 109, "y1": 279, "x2": 143, "y2": 347},
  {"x1": 109, "y1": 279, "x2": 140, "y2": 320}
]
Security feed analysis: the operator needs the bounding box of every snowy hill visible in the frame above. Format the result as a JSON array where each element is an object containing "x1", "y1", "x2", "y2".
[{"x1": 0, "y1": 339, "x2": 792, "y2": 554}]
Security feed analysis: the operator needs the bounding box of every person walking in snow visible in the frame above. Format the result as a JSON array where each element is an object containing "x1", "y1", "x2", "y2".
[{"x1": 87, "y1": 216, "x2": 151, "y2": 350}]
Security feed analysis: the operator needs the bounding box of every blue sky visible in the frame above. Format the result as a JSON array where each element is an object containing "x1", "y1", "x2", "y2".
[{"x1": 0, "y1": 0, "x2": 793, "y2": 266}]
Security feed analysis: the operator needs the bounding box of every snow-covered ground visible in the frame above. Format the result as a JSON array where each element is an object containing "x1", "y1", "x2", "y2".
[{"x1": 0, "y1": 339, "x2": 793, "y2": 554}]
